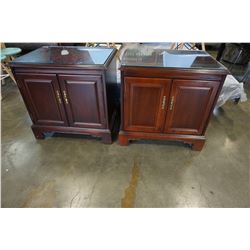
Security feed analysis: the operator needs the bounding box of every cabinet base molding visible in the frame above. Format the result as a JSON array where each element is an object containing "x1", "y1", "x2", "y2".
[
  {"x1": 118, "y1": 131, "x2": 205, "y2": 151},
  {"x1": 32, "y1": 125, "x2": 112, "y2": 144}
]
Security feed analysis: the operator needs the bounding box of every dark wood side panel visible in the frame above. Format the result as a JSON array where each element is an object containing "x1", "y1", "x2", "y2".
[
  {"x1": 164, "y1": 79, "x2": 220, "y2": 135},
  {"x1": 15, "y1": 73, "x2": 68, "y2": 126},
  {"x1": 58, "y1": 74, "x2": 106, "y2": 129},
  {"x1": 124, "y1": 77, "x2": 171, "y2": 132}
]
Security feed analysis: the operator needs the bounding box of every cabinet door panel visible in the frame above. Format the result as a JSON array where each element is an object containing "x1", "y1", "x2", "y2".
[
  {"x1": 58, "y1": 75, "x2": 106, "y2": 128},
  {"x1": 15, "y1": 73, "x2": 68, "y2": 126},
  {"x1": 164, "y1": 79, "x2": 220, "y2": 135},
  {"x1": 124, "y1": 77, "x2": 171, "y2": 132}
]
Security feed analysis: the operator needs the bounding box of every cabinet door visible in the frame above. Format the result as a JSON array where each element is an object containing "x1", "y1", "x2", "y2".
[
  {"x1": 123, "y1": 77, "x2": 171, "y2": 132},
  {"x1": 164, "y1": 79, "x2": 220, "y2": 135},
  {"x1": 15, "y1": 73, "x2": 68, "y2": 126},
  {"x1": 58, "y1": 75, "x2": 106, "y2": 128}
]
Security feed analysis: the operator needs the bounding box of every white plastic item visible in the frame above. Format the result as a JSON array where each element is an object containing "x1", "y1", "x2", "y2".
[{"x1": 216, "y1": 74, "x2": 247, "y2": 107}]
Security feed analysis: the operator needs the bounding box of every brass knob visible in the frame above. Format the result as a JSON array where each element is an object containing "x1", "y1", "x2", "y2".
[
  {"x1": 63, "y1": 90, "x2": 69, "y2": 104},
  {"x1": 170, "y1": 96, "x2": 174, "y2": 110},
  {"x1": 161, "y1": 96, "x2": 166, "y2": 110},
  {"x1": 56, "y1": 90, "x2": 62, "y2": 104}
]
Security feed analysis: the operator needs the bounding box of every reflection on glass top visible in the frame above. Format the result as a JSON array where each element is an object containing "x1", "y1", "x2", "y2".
[
  {"x1": 121, "y1": 47, "x2": 226, "y2": 70},
  {"x1": 12, "y1": 46, "x2": 114, "y2": 66}
]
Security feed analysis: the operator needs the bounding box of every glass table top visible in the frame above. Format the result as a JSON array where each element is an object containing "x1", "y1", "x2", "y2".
[
  {"x1": 12, "y1": 46, "x2": 114, "y2": 66},
  {"x1": 121, "y1": 47, "x2": 227, "y2": 70}
]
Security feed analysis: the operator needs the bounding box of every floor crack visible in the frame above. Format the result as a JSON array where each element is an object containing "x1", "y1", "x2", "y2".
[{"x1": 70, "y1": 191, "x2": 80, "y2": 208}]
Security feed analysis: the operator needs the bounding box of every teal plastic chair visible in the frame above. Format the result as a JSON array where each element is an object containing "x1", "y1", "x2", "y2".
[
  {"x1": 1, "y1": 51, "x2": 18, "y2": 84},
  {"x1": 1, "y1": 54, "x2": 9, "y2": 82},
  {"x1": 1, "y1": 55, "x2": 8, "y2": 95},
  {"x1": 1, "y1": 54, "x2": 6, "y2": 61},
  {"x1": 1, "y1": 46, "x2": 22, "y2": 99},
  {"x1": 1, "y1": 47, "x2": 22, "y2": 59}
]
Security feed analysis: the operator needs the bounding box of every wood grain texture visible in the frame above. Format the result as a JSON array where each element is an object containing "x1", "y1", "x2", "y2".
[
  {"x1": 32, "y1": 125, "x2": 112, "y2": 143},
  {"x1": 58, "y1": 74, "x2": 106, "y2": 129},
  {"x1": 164, "y1": 79, "x2": 220, "y2": 135},
  {"x1": 121, "y1": 66, "x2": 228, "y2": 80},
  {"x1": 119, "y1": 66, "x2": 227, "y2": 151},
  {"x1": 119, "y1": 130, "x2": 206, "y2": 150},
  {"x1": 15, "y1": 73, "x2": 68, "y2": 126},
  {"x1": 124, "y1": 77, "x2": 171, "y2": 132},
  {"x1": 11, "y1": 48, "x2": 117, "y2": 144}
]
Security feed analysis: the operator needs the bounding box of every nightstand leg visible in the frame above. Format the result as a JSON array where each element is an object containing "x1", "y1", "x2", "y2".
[
  {"x1": 191, "y1": 140, "x2": 205, "y2": 151},
  {"x1": 101, "y1": 133, "x2": 112, "y2": 144},
  {"x1": 32, "y1": 128, "x2": 45, "y2": 140},
  {"x1": 119, "y1": 134, "x2": 129, "y2": 146}
]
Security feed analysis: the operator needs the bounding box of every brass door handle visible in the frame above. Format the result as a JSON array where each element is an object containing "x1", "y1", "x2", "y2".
[
  {"x1": 170, "y1": 96, "x2": 174, "y2": 110},
  {"x1": 56, "y1": 90, "x2": 62, "y2": 104},
  {"x1": 63, "y1": 90, "x2": 69, "y2": 104},
  {"x1": 161, "y1": 96, "x2": 166, "y2": 110}
]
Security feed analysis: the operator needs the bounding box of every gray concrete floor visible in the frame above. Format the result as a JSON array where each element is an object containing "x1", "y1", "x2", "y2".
[{"x1": 1, "y1": 78, "x2": 250, "y2": 208}]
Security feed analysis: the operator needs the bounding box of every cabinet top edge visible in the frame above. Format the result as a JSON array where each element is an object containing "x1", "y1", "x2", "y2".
[
  {"x1": 120, "y1": 47, "x2": 229, "y2": 73},
  {"x1": 11, "y1": 63, "x2": 108, "y2": 71},
  {"x1": 120, "y1": 65, "x2": 229, "y2": 75},
  {"x1": 10, "y1": 46, "x2": 117, "y2": 69}
]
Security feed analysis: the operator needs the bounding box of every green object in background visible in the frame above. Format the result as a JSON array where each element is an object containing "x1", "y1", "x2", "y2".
[{"x1": 1, "y1": 47, "x2": 22, "y2": 56}]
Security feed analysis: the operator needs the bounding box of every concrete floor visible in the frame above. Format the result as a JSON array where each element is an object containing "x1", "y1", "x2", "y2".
[{"x1": 1, "y1": 78, "x2": 250, "y2": 208}]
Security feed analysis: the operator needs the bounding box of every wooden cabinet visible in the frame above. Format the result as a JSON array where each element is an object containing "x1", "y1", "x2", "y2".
[
  {"x1": 124, "y1": 77, "x2": 171, "y2": 133},
  {"x1": 58, "y1": 74, "x2": 106, "y2": 129},
  {"x1": 119, "y1": 48, "x2": 228, "y2": 150},
  {"x1": 15, "y1": 73, "x2": 68, "y2": 127},
  {"x1": 11, "y1": 46, "x2": 117, "y2": 143},
  {"x1": 164, "y1": 79, "x2": 220, "y2": 135}
]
